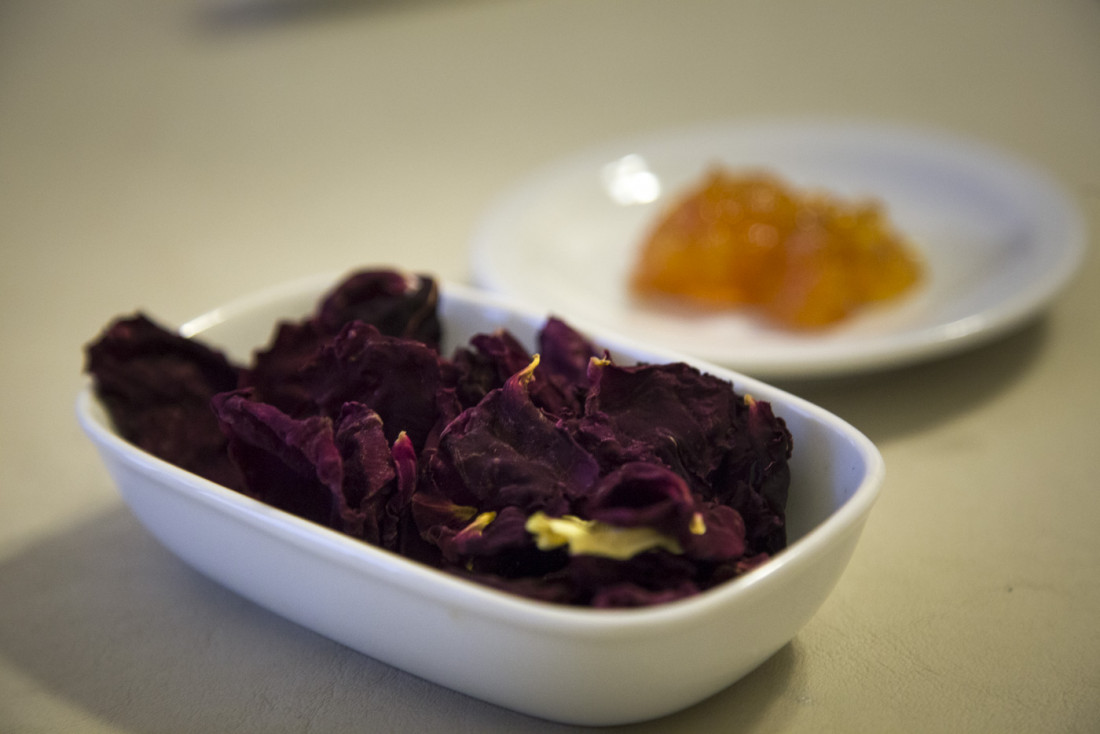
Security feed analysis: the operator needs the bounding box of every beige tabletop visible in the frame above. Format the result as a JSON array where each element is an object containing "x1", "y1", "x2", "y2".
[{"x1": 2, "y1": 1, "x2": 1098, "y2": 731}]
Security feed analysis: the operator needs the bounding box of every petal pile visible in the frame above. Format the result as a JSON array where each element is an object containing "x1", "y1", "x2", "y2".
[{"x1": 85, "y1": 269, "x2": 793, "y2": 607}]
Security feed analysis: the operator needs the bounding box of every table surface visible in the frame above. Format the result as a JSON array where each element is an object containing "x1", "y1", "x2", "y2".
[{"x1": 2, "y1": 1, "x2": 1098, "y2": 731}]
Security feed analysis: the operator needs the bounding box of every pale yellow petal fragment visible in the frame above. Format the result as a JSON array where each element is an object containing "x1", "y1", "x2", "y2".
[{"x1": 525, "y1": 512, "x2": 683, "y2": 560}]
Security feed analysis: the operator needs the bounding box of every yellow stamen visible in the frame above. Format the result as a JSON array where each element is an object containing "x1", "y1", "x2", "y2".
[
  {"x1": 462, "y1": 510, "x2": 497, "y2": 534},
  {"x1": 516, "y1": 355, "x2": 540, "y2": 387}
]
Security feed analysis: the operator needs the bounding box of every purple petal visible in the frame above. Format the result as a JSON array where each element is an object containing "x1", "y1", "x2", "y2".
[
  {"x1": 211, "y1": 390, "x2": 346, "y2": 530},
  {"x1": 84, "y1": 313, "x2": 243, "y2": 490},
  {"x1": 582, "y1": 462, "x2": 695, "y2": 537},
  {"x1": 435, "y1": 359, "x2": 599, "y2": 514},
  {"x1": 314, "y1": 269, "x2": 441, "y2": 348}
]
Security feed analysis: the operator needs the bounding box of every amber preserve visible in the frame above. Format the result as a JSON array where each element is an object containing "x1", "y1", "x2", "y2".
[{"x1": 630, "y1": 168, "x2": 924, "y2": 329}]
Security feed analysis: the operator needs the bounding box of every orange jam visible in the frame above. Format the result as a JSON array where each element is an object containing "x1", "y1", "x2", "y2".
[{"x1": 629, "y1": 169, "x2": 923, "y2": 329}]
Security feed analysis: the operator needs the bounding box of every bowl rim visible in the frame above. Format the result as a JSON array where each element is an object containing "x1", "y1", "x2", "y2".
[{"x1": 76, "y1": 272, "x2": 885, "y2": 635}]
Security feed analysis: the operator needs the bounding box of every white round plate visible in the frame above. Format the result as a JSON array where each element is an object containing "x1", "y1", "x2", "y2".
[{"x1": 470, "y1": 120, "x2": 1086, "y2": 379}]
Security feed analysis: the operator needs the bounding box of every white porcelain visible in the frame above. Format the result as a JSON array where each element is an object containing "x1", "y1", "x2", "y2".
[
  {"x1": 77, "y1": 273, "x2": 885, "y2": 726},
  {"x1": 471, "y1": 119, "x2": 1086, "y2": 379}
]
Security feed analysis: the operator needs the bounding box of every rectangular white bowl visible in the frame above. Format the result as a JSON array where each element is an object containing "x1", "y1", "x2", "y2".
[{"x1": 77, "y1": 272, "x2": 884, "y2": 726}]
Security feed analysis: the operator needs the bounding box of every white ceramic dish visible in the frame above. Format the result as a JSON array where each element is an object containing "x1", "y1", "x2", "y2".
[
  {"x1": 77, "y1": 272, "x2": 884, "y2": 726},
  {"x1": 470, "y1": 119, "x2": 1086, "y2": 379}
]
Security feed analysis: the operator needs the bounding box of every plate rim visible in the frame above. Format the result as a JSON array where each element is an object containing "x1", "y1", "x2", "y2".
[{"x1": 470, "y1": 117, "x2": 1087, "y2": 379}]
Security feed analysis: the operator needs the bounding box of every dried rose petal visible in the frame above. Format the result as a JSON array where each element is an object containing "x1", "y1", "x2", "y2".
[
  {"x1": 454, "y1": 330, "x2": 579, "y2": 417},
  {"x1": 432, "y1": 358, "x2": 599, "y2": 515},
  {"x1": 333, "y1": 402, "x2": 396, "y2": 543},
  {"x1": 84, "y1": 313, "x2": 243, "y2": 490},
  {"x1": 582, "y1": 462, "x2": 695, "y2": 537},
  {"x1": 713, "y1": 396, "x2": 792, "y2": 555},
  {"x1": 443, "y1": 506, "x2": 534, "y2": 566},
  {"x1": 575, "y1": 360, "x2": 741, "y2": 490},
  {"x1": 556, "y1": 552, "x2": 699, "y2": 606},
  {"x1": 302, "y1": 321, "x2": 456, "y2": 451},
  {"x1": 680, "y1": 501, "x2": 746, "y2": 561},
  {"x1": 239, "y1": 319, "x2": 327, "y2": 418},
  {"x1": 211, "y1": 390, "x2": 346, "y2": 530},
  {"x1": 537, "y1": 316, "x2": 599, "y2": 391},
  {"x1": 314, "y1": 269, "x2": 441, "y2": 348}
]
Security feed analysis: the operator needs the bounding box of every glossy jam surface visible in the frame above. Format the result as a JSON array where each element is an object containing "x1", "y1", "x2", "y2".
[{"x1": 630, "y1": 169, "x2": 923, "y2": 329}]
